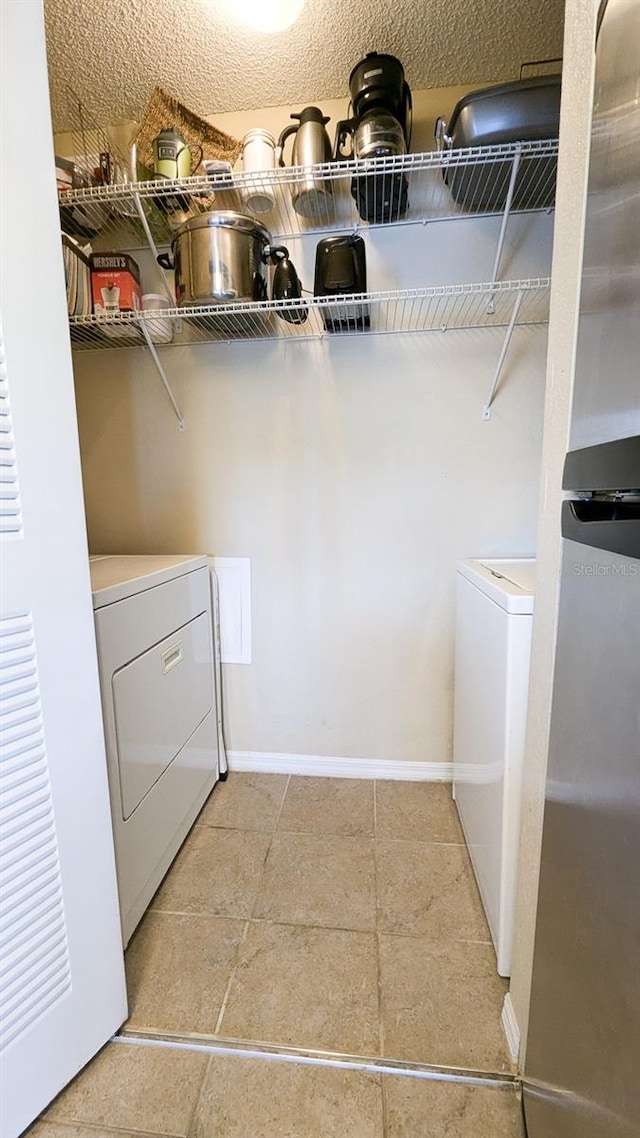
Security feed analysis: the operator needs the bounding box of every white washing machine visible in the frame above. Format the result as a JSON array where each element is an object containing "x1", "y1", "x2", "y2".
[
  {"x1": 453, "y1": 558, "x2": 535, "y2": 977},
  {"x1": 90, "y1": 555, "x2": 220, "y2": 945}
]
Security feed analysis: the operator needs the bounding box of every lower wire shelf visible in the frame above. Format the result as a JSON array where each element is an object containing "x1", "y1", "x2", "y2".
[{"x1": 69, "y1": 277, "x2": 550, "y2": 350}]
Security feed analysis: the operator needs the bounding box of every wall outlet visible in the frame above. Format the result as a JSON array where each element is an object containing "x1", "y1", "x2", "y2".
[{"x1": 208, "y1": 557, "x2": 252, "y2": 665}]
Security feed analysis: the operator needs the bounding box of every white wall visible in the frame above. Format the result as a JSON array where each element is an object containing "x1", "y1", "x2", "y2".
[
  {"x1": 509, "y1": 0, "x2": 599, "y2": 1061},
  {"x1": 69, "y1": 89, "x2": 554, "y2": 767}
]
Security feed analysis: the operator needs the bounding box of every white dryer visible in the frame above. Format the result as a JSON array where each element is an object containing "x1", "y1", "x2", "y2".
[{"x1": 90, "y1": 555, "x2": 219, "y2": 945}]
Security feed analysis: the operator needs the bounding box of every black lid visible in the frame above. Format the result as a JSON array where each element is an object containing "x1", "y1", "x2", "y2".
[
  {"x1": 348, "y1": 53, "x2": 407, "y2": 120},
  {"x1": 348, "y1": 52, "x2": 405, "y2": 87},
  {"x1": 292, "y1": 106, "x2": 330, "y2": 126},
  {"x1": 447, "y1": 74, "x2": 561, "y2": 134}
]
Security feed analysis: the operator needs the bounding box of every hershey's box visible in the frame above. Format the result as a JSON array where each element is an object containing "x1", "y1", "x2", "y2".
[{"x1": 90, "y1": 253, "x2": 142, "y2": 314}]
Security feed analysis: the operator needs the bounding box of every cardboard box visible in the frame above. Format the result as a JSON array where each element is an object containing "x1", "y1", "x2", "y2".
[{"x1": 90, "y1": 253, "x2": 142, "y2": 314}]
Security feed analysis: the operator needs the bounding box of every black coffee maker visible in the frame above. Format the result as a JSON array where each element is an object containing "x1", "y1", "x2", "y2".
[{"x1": 334, "y1": 52, "x2": 412, "y2": 223}]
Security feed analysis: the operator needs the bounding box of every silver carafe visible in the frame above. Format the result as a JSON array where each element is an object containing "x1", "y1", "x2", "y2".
[{"x1": 276, "y1": 106, "x2": 334, "y2": 221}]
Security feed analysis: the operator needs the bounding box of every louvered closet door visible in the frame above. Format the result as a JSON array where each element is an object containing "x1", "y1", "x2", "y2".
[{"x1": 0, "y1": 5, "x2": 127, "y2": 1135}]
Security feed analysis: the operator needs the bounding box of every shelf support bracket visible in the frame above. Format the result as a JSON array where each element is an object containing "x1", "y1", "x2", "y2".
[
  {"x1": 126, "y1": 150, "x2": 184, "y2": 430},
  {"x1": 128, "y1": 142, "x2": 174, "y2": 305},
  {"x1": 486, "y1": 145, "x2": 522, "y2": 313},
  {"x1": 138, "y1": 319, "x2": 186, "y2": 431},
  {"x1": 483, "y1": 289, "x2": 524, "y2": 420},
  {"x1": 132, "y1": 192, "x2": 175, "y2": 306}
]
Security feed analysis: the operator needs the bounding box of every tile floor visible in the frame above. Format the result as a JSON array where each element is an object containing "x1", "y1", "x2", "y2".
[
  {"x1": 35, "y1": 1044, "x2": 524, "y2": 1138},
  {"x1": 127, "y1": 775, "x2": 510, "y2": 1072},
  {"x1": 33, "y1": 1042, "x2": 523, "y2": 1138},
  {"x1": 29, "y1": 775, "x2": 524, "y2": 1138}
]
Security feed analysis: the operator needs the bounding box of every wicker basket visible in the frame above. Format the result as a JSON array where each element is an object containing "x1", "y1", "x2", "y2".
[{"x1": 134, "y1": 85, "x2": 242, "y2": 176}]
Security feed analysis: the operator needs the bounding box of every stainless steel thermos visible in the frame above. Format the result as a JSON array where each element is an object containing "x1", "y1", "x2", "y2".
[{"x1": 276, "y1": 106, "x2": 334, "y2": 221}]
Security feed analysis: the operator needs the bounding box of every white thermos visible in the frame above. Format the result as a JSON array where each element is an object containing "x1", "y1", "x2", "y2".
[{"x1": 241, "y1": 128, "x2": 276, "y2": 214}]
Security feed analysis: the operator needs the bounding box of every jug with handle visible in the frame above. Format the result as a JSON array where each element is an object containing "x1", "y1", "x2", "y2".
[
  {"x1": 152, "y1": 128, "x2": 203, "y2": 180},
  {"x1": 151, "y1": 128, "x2": 203, "y2": 221},
  {"x1": 276, "y1": 106, "x2": 334, "y2": 221}
]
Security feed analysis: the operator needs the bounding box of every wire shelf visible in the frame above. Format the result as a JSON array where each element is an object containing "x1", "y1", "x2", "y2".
[
  {"x1": 57, "y1": 89, "x2": 132, "y2": 192},
  {"x1": 68, "y1": 277, "x2": 550, "y2": 351},
  {"x1": 58, "y1": 139, "x2": 559, "y2": 245}
]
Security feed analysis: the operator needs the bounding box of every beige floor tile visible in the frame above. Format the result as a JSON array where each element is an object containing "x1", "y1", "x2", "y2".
[
  {"x1": 253, "y1": 833, "x2": 376, "y2": 931},
  {"x1": 220, "y1": 921, "x2": 380, "y2": 1054},
  {"x1": 45, "y1": 1042, "x2": 207, "y2": 1134},
  {"x1": 151, "y1": 826, "x2": 271, "y2": 918},
  {"x1": 278, "y1": 777, "x2": 374, "y2": 836},
  {"x1": 192, "y1": 1054, "x2": 383, "y2": 1138},
  {"x1": 125, "y1": 911, "x2": 245, "y2": 1034},
  {"x1": 379, "y1": 935, "x2": 510, "y2": 1070},
  {"x1": 384, "y1": 1074, "x2": 524, "y2": 1137},
  {"x1": 375, "y1": 782, "x2": 464, "y2": 844},
  {"x1": 198, "y1": 773, "x2": 288, "y2": 832},
  {"x1": 376, "y1": 839, "x2": 490, "y2": 941}
]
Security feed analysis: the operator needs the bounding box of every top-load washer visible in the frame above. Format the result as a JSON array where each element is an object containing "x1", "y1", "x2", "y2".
[
  {"x1": 90, "y1": 554, "x2": 219, "y2": 945},
  {"x1": 453, "y1": 558, "x2": 535, "y2": 977}
]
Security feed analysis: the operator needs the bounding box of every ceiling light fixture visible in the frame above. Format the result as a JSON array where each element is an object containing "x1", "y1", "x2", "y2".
[{"x1": 214, "y1": 0, "x2": 305, "y2": 33}]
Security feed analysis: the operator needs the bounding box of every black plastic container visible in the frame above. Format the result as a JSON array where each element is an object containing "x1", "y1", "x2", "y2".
[{"x1": 314, "y1": 235, "x2": 370, "y2": 332}]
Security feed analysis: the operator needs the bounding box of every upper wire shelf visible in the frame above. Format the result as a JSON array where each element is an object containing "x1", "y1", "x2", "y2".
[
  {"x1": 68, "y1": 277, "x2": 550, "y2": 351},
  {"x1": 59, "y1": 138, "x2": 559, "y2": 245}
]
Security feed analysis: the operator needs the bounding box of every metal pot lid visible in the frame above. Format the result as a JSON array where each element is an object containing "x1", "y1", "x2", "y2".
[{"x1": 173, "y1": 210, "x2": 272, "y2": 243}]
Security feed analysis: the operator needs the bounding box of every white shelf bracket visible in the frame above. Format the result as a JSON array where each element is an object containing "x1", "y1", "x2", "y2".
[
  {"x1": 486, "y1": 145, "x2": 522, "y2": 314},
  {"x1": 128, "y1": 144, "x2": 184, "y2": 430},
  {"x1": 483, "y1": 289, "x2": 524, "y2": 420},
  {"x1": 132, "y1": 193, "x2": 175, "y2": 305},
  {"x1": 138, "y1": 319, "x2": 186, "y2": 431}
]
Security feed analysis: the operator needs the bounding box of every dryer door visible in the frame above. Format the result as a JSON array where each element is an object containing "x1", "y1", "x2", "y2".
[{"x1": 113, "y1": 611, "x2": 213, "y2": 818}]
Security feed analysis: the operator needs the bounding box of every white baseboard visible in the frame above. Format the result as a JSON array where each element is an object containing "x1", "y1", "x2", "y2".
[
  {"x1": 227, "y1": 750, "x2": 453, "y2": 781},
  {"x1": 501, "y1": 993, "x2": 521, "y2": 1067}
]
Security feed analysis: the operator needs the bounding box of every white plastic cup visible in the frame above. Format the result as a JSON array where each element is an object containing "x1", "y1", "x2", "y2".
[
  {"x1": 100, "y1": 285, "x2": 120, "y2": 311},
  {"x1": 100, "y1": 292, "x2": 139, "y2": 341},
  {"x1": 142, "y1": 293, "x2": 173, "y2": 344},
  {"x1": 241, "y1": 128, "x2": 276, "y2": 214}
]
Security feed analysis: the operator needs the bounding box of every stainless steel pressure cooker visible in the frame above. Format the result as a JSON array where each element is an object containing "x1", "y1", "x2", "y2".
[{"x1": 157, "y1": 211, "x2": 290, "y2": 307}]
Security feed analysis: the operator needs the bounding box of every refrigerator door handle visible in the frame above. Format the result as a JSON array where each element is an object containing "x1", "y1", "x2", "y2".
[{"x1": 562, "y1": 499, "x2": 640, "y2": 559}]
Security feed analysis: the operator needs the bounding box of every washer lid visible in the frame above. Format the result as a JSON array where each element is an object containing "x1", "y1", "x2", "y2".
[
  {"x1": 456, "y1": 558, "x2": 536, "y2": 613},
  {"x1": 90, "y1": 554, "x2": 208, "y2": 608}
]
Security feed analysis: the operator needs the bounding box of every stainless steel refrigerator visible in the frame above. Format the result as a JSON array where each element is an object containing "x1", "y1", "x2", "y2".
[{"x1": 523, "y1": 0, "x2": 640, "y2": 1135}]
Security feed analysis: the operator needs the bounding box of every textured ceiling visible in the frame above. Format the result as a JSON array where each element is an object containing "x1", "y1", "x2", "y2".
[{"x1": 44, "y1": 0, "x2": 565, "y2": 132}]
